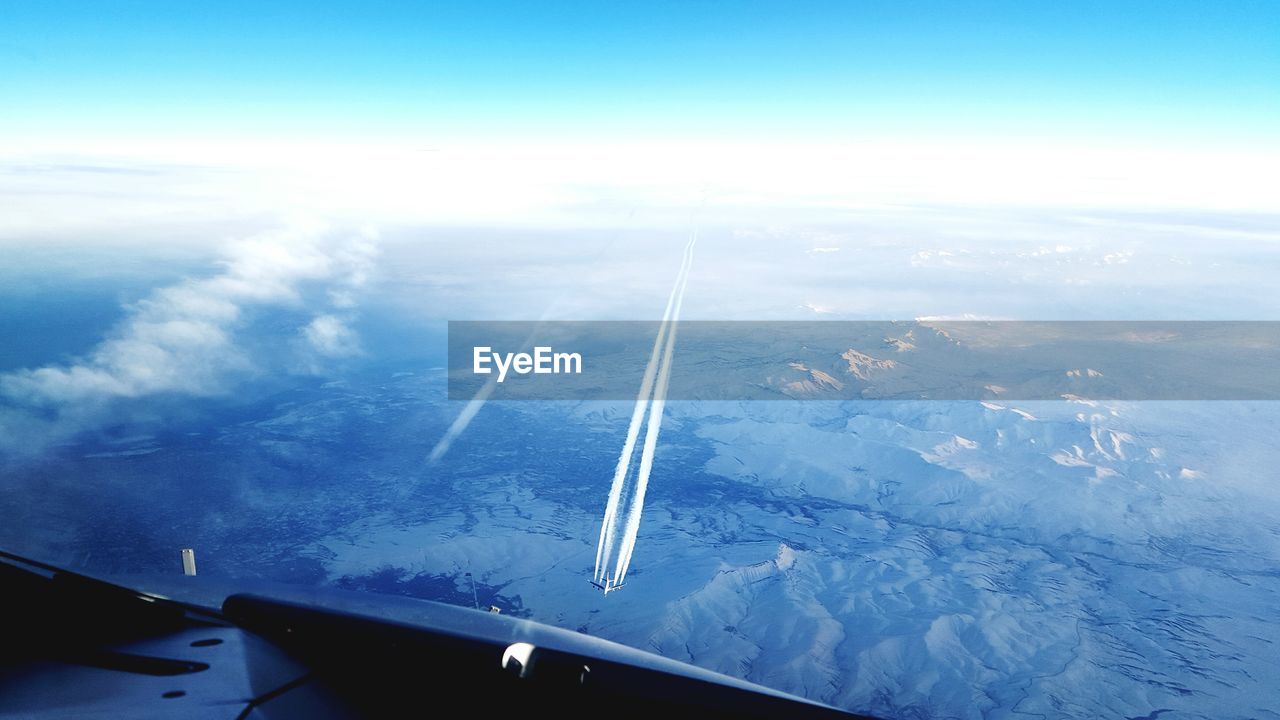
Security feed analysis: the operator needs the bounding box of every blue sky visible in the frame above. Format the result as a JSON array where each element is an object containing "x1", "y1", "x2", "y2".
[{"x1": 2, "y1": 0, "x2": 1277, "y2": 148}]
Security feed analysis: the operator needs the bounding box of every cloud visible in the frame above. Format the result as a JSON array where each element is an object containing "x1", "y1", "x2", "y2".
[
  {"x1": 0, "y1": 222, "x2": 379, "y2": 456},
  {"x1": 303, "y1": 314, "x2": 361, "y2": 357},
  {"x1": 800, "y1": 302, "x2": 837, "y2": 315}
]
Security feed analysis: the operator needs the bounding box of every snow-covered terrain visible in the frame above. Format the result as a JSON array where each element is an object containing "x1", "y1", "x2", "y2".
[
  {"x1": 157, "y1": 374, "x2": 1276, "y2": 720},
  {"x1": 4, "y1": 209, "x2": 1280, "y2": 719}
]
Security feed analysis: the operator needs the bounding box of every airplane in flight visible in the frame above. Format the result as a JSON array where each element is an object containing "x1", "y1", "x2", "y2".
[{"x1": 589, "y1": 575, "x2": 626, "y2": 595}]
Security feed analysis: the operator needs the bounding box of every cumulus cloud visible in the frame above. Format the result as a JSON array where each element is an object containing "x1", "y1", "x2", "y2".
[
  {"x1": 0, "y1": 222, "x2": 379, "y2": 456},
  {"x1": 303, "y1": 314, "x2": 362, "y2": 357}
]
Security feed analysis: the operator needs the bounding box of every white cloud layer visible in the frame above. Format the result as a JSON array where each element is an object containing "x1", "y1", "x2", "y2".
[
  {"x1": 2, "y1": 140, "x2": 1275, "y2": 240},
  {"x1": 0, "y1": 222, "x2": 378, "y2": 455}
]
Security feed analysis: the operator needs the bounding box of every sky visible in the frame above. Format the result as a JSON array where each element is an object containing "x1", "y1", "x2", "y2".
[
  {"x1": 4, "y1": 8, "x2": 1280, "y2": 715},
  {"x1": 2, "y1": 0, "x2": 1278, "y2": 149}
]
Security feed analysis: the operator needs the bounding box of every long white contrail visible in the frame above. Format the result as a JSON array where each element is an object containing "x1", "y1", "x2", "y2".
[
  {"x1": 429, "y1": 213, "x2": 643, "y2": 465},
  {"x1": 613, "y1": 233, "x2": 694, "y2": 583},
  {"x1": 592, "y1": 237, "x2": 694, "y2": 583},
  {"x1": 427, "y1": 378, "x2": 496, "y2": 463},
  {"x1": 429, "y1": 308, "x2": 562, "y2": 464},
  {"x1": 591, "y1": 276, "x2": 677, "y2": 578},
  {"x1": 593, "y1": 231, "x2": 696, "y2": 589}
]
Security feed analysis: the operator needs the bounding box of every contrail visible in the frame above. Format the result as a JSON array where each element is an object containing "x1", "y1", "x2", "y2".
[
  {"x1": 427, "y1": 378, "x2": 496, "y2": 463},
  {"x1": 428, "y1": 211, "x2": 643, "y2": 465},
  {"x1": 593, "y1": 236, "x2": 694, "y2": 583},
  {"x1": 613, "y1": 233, "x2": 694, "y2": 584},
  {"x1": 593, "y1": 231, "x2": 696, "y2": 591},
  {"x1": 428, "y1": 309, "x2": 565, "y2": 464}
]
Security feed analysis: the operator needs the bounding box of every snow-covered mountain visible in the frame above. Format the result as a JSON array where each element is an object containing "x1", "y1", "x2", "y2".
[
  {"x1": 5, "y1": 368, "x2": 1279, "y2": 719},
  {"x1": 270, "y1": 375, "x2": 1280, "y2": 719}
]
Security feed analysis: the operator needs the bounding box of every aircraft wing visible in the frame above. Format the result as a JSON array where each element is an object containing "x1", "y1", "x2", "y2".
[{"x1": 0, "y1": 549, "x2": 876, "y2": 719}]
